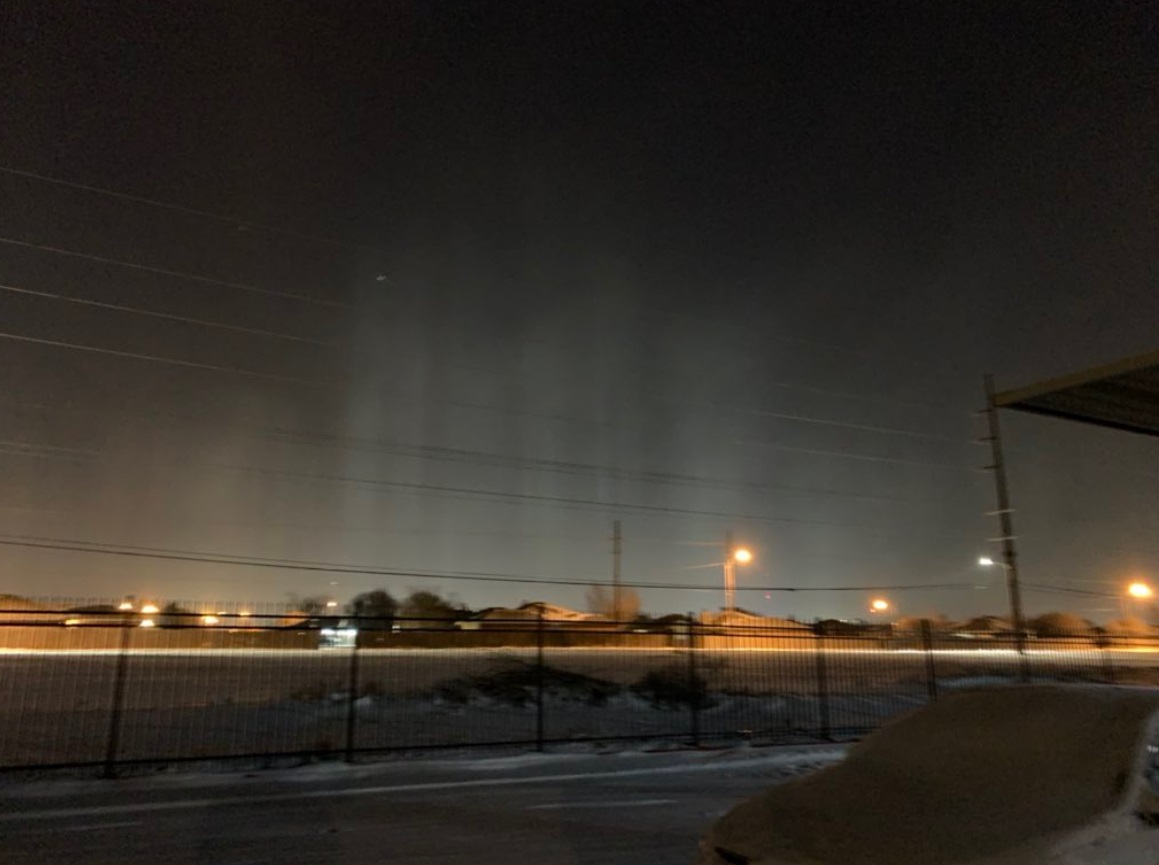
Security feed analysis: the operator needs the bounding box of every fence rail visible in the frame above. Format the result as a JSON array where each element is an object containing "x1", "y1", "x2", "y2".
[{"x1": 1, "y1": 606, "x2": 1156, "y2": 774}]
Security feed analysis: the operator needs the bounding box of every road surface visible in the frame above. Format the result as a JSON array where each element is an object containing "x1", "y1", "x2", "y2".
[{"x1": 1, "y1": 746, "x2": 843, "y2": 864}]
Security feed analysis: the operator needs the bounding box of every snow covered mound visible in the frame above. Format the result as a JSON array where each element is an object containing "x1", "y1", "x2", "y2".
[{"x1": 698, "y1": 685, "x2": 1159, "y2": 865}]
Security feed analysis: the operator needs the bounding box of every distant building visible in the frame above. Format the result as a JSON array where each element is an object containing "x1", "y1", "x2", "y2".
[
  {"x1": 699, "y1": 608, "x2": 812, "y2": 631},
  {"x1": 460, "y1": 601, "x2": 608, "y2": 630}
]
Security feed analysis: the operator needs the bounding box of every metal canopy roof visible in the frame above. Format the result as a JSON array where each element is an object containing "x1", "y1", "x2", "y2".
[{"x1": 993, "y1": 348, "x2": 1159, "y2": 438}]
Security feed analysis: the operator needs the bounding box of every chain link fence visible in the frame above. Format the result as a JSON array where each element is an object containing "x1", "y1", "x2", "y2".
[{"x1": 2, "y1": 603, "x2": 1155, "y2": 774}]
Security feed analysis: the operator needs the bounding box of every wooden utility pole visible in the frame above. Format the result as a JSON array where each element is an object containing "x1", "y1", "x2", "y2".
[
  {"x1": 612, "y1": 519, "x2": 622, "y2": 622},
  {"x1": 982, "y1": 373, "x2": 1027, "y2": 658}
]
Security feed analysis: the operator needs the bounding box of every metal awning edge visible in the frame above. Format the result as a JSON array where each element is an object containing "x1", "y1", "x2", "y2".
[{"x1": 993, "y1": 347, "x2": 1159, "y2": 408}]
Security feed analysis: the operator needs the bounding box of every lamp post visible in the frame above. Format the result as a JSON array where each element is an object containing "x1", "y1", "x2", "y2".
[
  {"x1": 722, "y1": 530, "x2": 753, "y2": 611},
  {"x1": 870, "y1": 597, "x2": 895, "y2": 620},
  {"x1": 1126, "y1": 581, "x2": 1153, "y2": 622},
  {"x1": 978, "y1": 556, "x2": 1028, "y2": 656}
]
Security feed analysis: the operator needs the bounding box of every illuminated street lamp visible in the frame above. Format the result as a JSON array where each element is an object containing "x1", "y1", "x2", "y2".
[
  {"x1": 869, "y1": 597, "x2": 899, "y2": 622},
  {"x1": 1128, "y1": 582, "x2": 1153, "y2": 600},
  {"x1": 140, "y1": 603, "x2": 159, "y2": 614},
  {"x1": 1124, "y1": 581, "x2": 1154, "y2": 622},
  {"x1": 723, "y1": 531, "x2": 753, "y2": 611}
]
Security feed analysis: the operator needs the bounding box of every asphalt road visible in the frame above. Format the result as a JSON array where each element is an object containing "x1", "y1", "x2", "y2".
[{"x1": 0, "y1": 747, "x2": 844, "y2": 864}]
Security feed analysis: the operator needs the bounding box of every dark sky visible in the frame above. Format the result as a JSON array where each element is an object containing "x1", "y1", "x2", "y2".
[{"x1": 1, "y1": 2, "x2": 1157, "y2": 621}]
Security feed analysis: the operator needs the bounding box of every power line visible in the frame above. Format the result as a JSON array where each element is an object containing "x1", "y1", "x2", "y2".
[
  {"x1": 0, "y1": 166, "x2": 956, "y2": 394},
  {"x1": 710, "y1": 404, "x2": 961, "y2": 441},
  {"x1": 0, "y1": 414, "x2": 939, "y2": 505},
  {"x1": 0, "y1": 443, "x2": 856, "y2": 528},
  {"x1": 0, "y1": 167, "x2": 859, "y2": 361},
  {"x1": 0, "y1": 322, "x2": 965, "y2": 442},
  {"x1": 0, "y1": 504, "x2": 612, "y2": 542},
  {"x1": 0, "y1": 533, "x2": 981, "y2": 593},
  {"x1": 1022, "y1": 583, "x2": 1117, "y2": 600},
  {"x1": 0, "y1": 165, "x2": 392, "y2": 257},
  {"x1": 0, "y1": 283, "x2": 329, "y2": 345},
  {"x1": 0, "y1": 235, "x2": 344, "y2": 309},
  {"x1": 0, "y1": 164, "x2": 974, "y2": 417},
  {"x1": 735, "y1": 438, "x2": 977, "y2": 472},
  {"x1": 0, "y1": 280, "x2": 961, "y2": 435},
  {"x1": 0, "y1": 442, "x2": 986, "y2": 543},
  {"x1": 0, "y1": 330, "x2": 328, "y2": 386}
]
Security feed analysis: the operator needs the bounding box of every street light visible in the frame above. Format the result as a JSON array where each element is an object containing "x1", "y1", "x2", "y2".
[
  {"x1": 871, "y1": 598, "x2": 890, "y2": 613},
  {"x1": 976, "y1": 551, "x2": 1028, "y2": 660},
  {"x1": 723, "y1": 532, "x2": 753, "y2": 611},
  {"x1": 1128, "y1": 582, "x2": 1153, "y2": 599}
]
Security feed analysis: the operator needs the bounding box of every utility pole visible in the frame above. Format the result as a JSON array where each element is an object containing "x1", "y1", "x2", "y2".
[
  {"x1": 723, "y1": 529, "x2": 735, "y2": 611},
  {"x1": 982, "y1": 373, "x2": 1027, "y2": 658},
  {"x1": 612, "y1": 519, "x2": 622, "y2": 622}
]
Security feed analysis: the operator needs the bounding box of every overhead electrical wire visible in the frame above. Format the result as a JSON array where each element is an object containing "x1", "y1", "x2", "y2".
[
  {"x1": 0, "y1": 321, "x2": 967, "y2": 441},
  {"x1": 0, "y1": 235, "x2": 344, "y2": 309},
  {"x1": 0, "y1": 164, "x2": 390, "y2": 256},
  {"x1": 0, "y1": 420, "x2": 943, "y2": 504},
  {"x1": 0, "y1": 173, "x2": 969, "y2": 429},
  {"x1": 734, "y1": 438, "x2": 977, "y2": 472},
  {"x1": 0, "y1": 279, "x2": 968, "y2": 429},
  {"x1": 0, "y1": 163, "x2": 970, "y2": 380},
  {"x1": 1, "y1": 436, "x2": 991, "y2": 535},
  {"x1": 1022, "y1": 583, "x2": 1118, "y2": 600},
  {"x1": 0, "y1": 444, "x2": 856, "y2": 529},
  {"x1": 0, "y1": 533, "x2": 982, "y2": 593},
  {"x1": 0, "y1": 283, "x2": 329, "y2": 345},
  {"x1": 0, "y1": 330, "x2": 328, "y2": 386}
]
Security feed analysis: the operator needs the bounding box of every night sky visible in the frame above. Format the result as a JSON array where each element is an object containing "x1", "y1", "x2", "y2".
[{"x1": 2, "y1": 2, "x2": 1157, "y2": 621}]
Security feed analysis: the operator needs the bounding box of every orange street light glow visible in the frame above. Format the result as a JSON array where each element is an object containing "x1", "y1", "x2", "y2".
[
  {"x1": 733, "y1": 548, "x2": 753, "y2": 564},
  {"x1": 1128, "y1": 582, "x2": 1153, "y2": 599}
]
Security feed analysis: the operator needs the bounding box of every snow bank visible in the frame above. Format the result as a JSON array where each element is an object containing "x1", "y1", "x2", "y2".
[{"x1": 698, "y1": 686, "x2": 1159, "y2": 864}]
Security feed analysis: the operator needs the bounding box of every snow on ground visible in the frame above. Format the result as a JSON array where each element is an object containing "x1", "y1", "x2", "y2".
[{"x1": 3, "y1": 646, "x2": 1156, "y2": 769}]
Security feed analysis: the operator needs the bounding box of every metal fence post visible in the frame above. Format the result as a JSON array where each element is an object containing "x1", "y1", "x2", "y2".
[
  {"x1": 921, "y1": 619, "x2": 938, "y2": 702},
  {"x1": 814, "y1": 624, "x2": 831, "y2": 741},
  {"x1": 344, "y1": 636, "x2": 361, "y2": 763},
  {"x1": 1099, "y1": 634, "x2": 1116, "y2": 684},
  {"x1": 687, "y1": 612, "x2": 700, "y2": 747},
  {"x1": 103, "y1": 620, "x2": 133, "y2": 778},
  {"x1": 535, "y1": 611, "x2": 545, "y2": 752}
]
